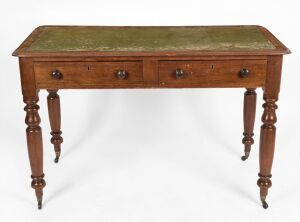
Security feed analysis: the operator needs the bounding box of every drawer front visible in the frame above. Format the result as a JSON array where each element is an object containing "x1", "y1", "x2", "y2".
[
  {"x1": 34, "y1": 61, "x2": 143, "y2": 88},
  {"x1": 158, "y1": 60, "x2": 267, "y2": 87}
]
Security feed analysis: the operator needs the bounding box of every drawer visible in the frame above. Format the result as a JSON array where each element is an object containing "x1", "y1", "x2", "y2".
[
  {"x1": 158, "y1": 60, "x2": 267, "y2": 87},
  {"x1": 34, "y1": 61, "x2": 143, "y2": 88}
]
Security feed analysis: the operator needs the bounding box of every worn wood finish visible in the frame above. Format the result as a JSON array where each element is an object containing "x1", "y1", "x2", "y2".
[
  {"x1": 35, "y1": 59, "x2": 267, "y2": 89},
  {"x1": 241, "y1": 88, "x2": 257, "y2": 161},
  {"x1": 158, "y1": 60, "x2": 266, "y2": 87},
  {"x1": 47, "y1": 90, "x2": 63, "y2": 163},
  {"x1": 13, "y1": 26, "x2": 290, "y2": 210},
  {"x1": 35, "y1": 61, "x2": 143, "y2": 88}
]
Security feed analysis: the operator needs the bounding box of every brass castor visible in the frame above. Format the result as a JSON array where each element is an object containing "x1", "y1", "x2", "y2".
[
  {"x1": 38, "y1": 200, "x2": 42, "y2": 210},
  {"x1": 54, "y1": 152, "x2": 60, "y2": 163},
  {"x1": 241, "y1": 152, "x2": 250, "y2": 161},
  {"x1": 262, "y1": 200, "x2": 268, "y2": 209},
  {"x1": 260, "y1": 196, "x2": 269, "y2": 209}
]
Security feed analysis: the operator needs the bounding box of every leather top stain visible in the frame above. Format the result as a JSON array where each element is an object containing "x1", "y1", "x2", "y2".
[{"x1": 27, "y1": 26, "x2": 276, "y2": 52}]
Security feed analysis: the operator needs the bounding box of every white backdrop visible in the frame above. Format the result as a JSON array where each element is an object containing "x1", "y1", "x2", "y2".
[{"x1": 0, "y1": 0, "x2": 299, "y2": 221}]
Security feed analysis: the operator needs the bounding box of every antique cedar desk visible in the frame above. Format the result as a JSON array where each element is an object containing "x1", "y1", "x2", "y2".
[{"x1": 13, "y1": 26, "x2": 290, "y2": 209}]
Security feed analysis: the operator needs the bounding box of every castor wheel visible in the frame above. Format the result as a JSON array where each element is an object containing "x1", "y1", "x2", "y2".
[
  {"x1": 261, "y1": 200, "x2": 268, "y2": 209},
  {"x1": 54, "y1": 152, "x2": 60, "y2": 163},
  {"x1": 241, "y1": 152, "x2": 250, "y2": 161},
  {"x1": 262, "y1": 200, "x2": 268, "y2": 209},
  {"x1": 38, "y1": 200, "x2": 42, "y2": 210},
  {"x1": 54, "y1": 156, "x2": 59, "y2": 163}
]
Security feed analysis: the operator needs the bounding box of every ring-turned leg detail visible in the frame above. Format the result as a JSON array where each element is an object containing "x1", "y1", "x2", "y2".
[
  {"x1": 242, "y1": 88, "x2": 257, "y2": 161},
  {"x1": 257, "y1": 97, "x2": 277, "y2": 209},
  {"x1": 31, "y1": 174, "x2": 46, "y2": 209},
  {"x1": 257, "y1": 173, "x2": 272, "y2": 209},
  {"x1": 47, "y1": 90, "x2": 63, "y2": 163},
  {"x1": 24, "y1": 98, "x2": 46, "y2": 209}
]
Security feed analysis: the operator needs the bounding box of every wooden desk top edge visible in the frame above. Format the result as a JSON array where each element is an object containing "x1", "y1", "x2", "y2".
[{"x1": 13, "y1": 25, "x2": 290, "y2": 57}]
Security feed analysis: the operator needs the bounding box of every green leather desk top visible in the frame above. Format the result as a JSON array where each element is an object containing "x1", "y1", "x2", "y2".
[
  {"x1": 27, "y1": 26, "x2": 275, "y2": 51},
  {"x1": 13, "y1": 26, "x2": 290, "y2": 57}
]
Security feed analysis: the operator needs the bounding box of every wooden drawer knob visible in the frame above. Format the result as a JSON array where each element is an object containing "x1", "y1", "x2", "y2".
[
  {"x1": 51, "y1": 70, "x2": 63, "y2": 80},
  {"x1": 175, "y1": 69, "x2": 184, "y2": 78},
  {"x1": 240, "y1": 68, "x2": 251, "y2": 78},
  {"x1": 116, "y1": 70, "x2": 127, "y2": 80}
]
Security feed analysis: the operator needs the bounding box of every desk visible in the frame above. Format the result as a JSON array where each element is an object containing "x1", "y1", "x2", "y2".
[{"x1": 13, "y1": 26, "x2": 290, "y2": 209}]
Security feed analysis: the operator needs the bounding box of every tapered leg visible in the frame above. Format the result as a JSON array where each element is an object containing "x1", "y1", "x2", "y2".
[
  {"x1": 24, "y1": 96, "x2": 46, "y2": 209},
  {"x1": 257, "y1": 97, "x2": 277, "y2": 209},
  {"x1": 241, "y1": 88, "x2": 257, "y2": 161},
  {"x1": 47, "y1": 90, "x2": 63, "y2": 163},
  {"x1": 257, "y1": 55, "x2": 283, "y2": 209}
]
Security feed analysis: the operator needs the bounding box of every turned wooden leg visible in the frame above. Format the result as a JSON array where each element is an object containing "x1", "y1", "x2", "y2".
[
  {"x1": 257, "y1": 96, "x2": 277, "y2": 209},
  {"x1": 257, "y1": 56, "x2": 283, "y2": 209},
  {"x1": 241, "y1": 88, "x2": 257, "y2": 161},
  {"x1": 24, "y1": 96, "x2": 46, "y2": 209},
  {"x1": 47, "y1": 90, "x2": 63, "y2": 163}
]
